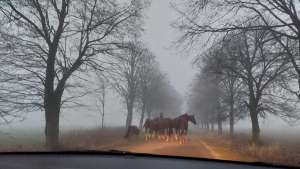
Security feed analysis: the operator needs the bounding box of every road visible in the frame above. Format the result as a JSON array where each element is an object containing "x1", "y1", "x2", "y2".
[{"x1": 101, "y1": 134, "x2": 214, "y2": 159}]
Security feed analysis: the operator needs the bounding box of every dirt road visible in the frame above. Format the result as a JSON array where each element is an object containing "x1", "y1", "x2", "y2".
[{"x1": 101, "y1": 135, "x2": 214, "y2": 159}]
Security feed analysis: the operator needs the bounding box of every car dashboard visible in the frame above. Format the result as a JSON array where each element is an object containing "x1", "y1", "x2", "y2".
[{"x1": 0, "y1": 152, "x2": 295, "y2": 169}]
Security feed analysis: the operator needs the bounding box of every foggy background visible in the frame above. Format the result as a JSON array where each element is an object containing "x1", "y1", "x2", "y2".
[{"x1": 1, "y1": 0, "x2": 299, "y2": 135}]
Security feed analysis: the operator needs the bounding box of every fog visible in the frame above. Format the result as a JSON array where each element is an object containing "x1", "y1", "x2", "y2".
[
  {"x1": 1, "y1": 0, "x2": 195, "y2": 132},
  {"x1": 1, "y1": 0, "x2": 300, "y2": 134}
]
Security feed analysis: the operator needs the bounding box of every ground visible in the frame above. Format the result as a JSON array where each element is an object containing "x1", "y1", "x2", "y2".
[{"x1": 99, "y1": 134, "x2": 213, "y2": 159}]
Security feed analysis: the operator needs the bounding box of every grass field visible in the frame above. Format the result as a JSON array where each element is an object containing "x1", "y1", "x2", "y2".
[
  {"x1": 0, "y1": 126, "x2": 127, "y2": 152},
  {"x1": 197, "y1": 129, "x2": 300, "y2": 167},
  {"x1": 1, "y1": 125, "x2": 300, "y2": 167}
]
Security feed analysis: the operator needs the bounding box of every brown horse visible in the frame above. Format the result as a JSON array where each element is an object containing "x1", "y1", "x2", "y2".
[
  {"x1": 158, "y1": 112, "x2": 165, "y2": 140},
  {"x1": 176, "y1": 115, "x2": 197, "y2": 144},
  {"x1": 171, "y1": 113, "x2": 188, "y2": 140},
  {"x1": 143, "y1": 117, "x2": 159, "y2": 140},
  {"x1": 125, "y1": 126, "x2": 139, "y2": 141},
  {"x1": 163, "y1": 117, "x2": 173, "y2": 141}
]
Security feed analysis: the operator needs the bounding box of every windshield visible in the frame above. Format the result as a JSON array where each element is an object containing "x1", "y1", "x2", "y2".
[{"x1": 1, "y1": 0, "x2": 300, "y2": 167}]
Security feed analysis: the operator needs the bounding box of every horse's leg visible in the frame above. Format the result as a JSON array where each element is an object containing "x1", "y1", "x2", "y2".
[
  {"x1": 185, "y1": 127, "x2": 188, "y2": 142},
  {"x1": 158, "y1": 129, "x2": 161, "y2": 140},
  {"x1": 171, "y1": 128, "x2": 174, "y2": 141},
  {"x1": 182, "y1": 129, "x2": 185, "y2": 143},
  {"x1": 169, "y1": 126, "x2": 171, "y2": 140},
  {"x1": 152, "y1": 130, "x2": 154, "y2": 139},
  {"x1": 175, "y1": 129, "x2": 178, "y2": 140},
  {"x1": 152, "y1": 130, "x2": 155, "y2": 139},
  {"x1": 148, "y1": 129, "x2": 152, "y2": 140},
  {"x1": 179, "y1": 129, "x2": 182, "y2": 144},
  {"x1": 165, "y1": 128, "x2": 168, "y2": 142},
  {"x1": 159, "y1": 129, "x2": 163, "y2": 140},
  {"x1": 145, "y1": 127, "x2": 147, "y2": 140}
]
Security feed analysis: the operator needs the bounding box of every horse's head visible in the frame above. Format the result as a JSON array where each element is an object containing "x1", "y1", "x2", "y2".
[
  {"x1": 187, "y1": 115, "x2": 197, "y2": 125},
  {"x1": 159, "y1": 112, "x2": 164, "y2": 119}
]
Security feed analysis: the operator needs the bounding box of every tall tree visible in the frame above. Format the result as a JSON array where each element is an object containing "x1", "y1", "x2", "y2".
[
  {"x1": 206, "y1": 29, "x2": 297, "y2": 143},
  {"x1": 0, "y1": 0, "x2": 148, "y2": 149},
  {"x1": 137, "y1": 51, "x2": 158, "y2": 129},
  {"x1": 93, "y1": 73, "x2": 109, "y2": 129},
  {"x1": 171, "y1": 0, "x2": 300, "y2": 98},
  {"x1": 107, "y1": 41, "x2": 146, "y2": 127},
  {"x1": 202, "y1": 45, "x2": 247, "y2": 138}
]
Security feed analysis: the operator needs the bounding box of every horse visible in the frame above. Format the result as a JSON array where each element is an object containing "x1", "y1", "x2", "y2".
[
  {"x1": 143, "y1": 117, "x2": 159, "y2": 140},
  {"x1": 163, "y1": 117, "x2": 173, "y2": 141},
  {"x1": 176, "y1": 115, "x2": 197, "y2": 144},
  {"x1": 158, "y1": 112, "x2": 165, "y2": 140},
  {"x1": 171, "y1": 113, "x2": 188, "y2": 140},
  {"x1": 125, "y1": 126, "x2": 139, "y2": 141}
]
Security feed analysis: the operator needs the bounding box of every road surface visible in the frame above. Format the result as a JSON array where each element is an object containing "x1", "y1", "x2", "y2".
[{"x1": 101, "y1": 134, "x2": 214, "y2": 159}]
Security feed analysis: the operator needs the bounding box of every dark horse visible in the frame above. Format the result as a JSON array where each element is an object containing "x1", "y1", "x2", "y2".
[
  {"x1": 125, "y1": 126, "x2": 139, "y2": 141},
  {"x1": 171, "y1": 113, "x2": 188, "y2": 140},
  {"x1": 176, "y1": 115, "x2": 197, "y2": 144},
  {"x1": 143, "y1": 117, "x2": 159, "y2": 140},
  {"x1": 158, "y1": 112, "x2": 165, "y2": 140},
  {"x1": 163, "y1": 117, "x2": 173, "y2": 141}
]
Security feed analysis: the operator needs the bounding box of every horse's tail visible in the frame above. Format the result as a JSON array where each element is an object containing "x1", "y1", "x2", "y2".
[{"x1": 125, "y1": 126, "x2": 132, "y2": 139}]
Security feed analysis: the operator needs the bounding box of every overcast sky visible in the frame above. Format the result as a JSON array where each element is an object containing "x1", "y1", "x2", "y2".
[{"x1": 3, "y1": 0, "x2": 299, "y2": 133}]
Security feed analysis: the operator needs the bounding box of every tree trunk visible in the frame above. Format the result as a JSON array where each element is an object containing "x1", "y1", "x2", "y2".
[
  {"x1": 211, "y1": 114, "x2": 214, "y2": 132},
  {"x1": 101, "y1": 114, "x2": 104, "y2": 129},
  {"x1": 146, "y1": 103, "x2": 153, "y2": 119},
  {"x1": 147, "y1": 109, "x2": 151, "y2": 119},
  {"x1": 218, "y1": 120, "x2": 222, "y2": 135},
  {"x1": 206, "y1": 122, "x2": 209, "y2": 132},
  {"x1": 229, "y1": 103, "x2": 234, "y2": 138},
  {"x1": 102, "y1": 104, "x2": 105, "y2": 129},
  {"x1": 126, "y1": 109, "x2": 133, "y2": 127},
  {"x1": 45, "y1": 101, "x2": 60, "y2": 150},
  {"x1": 139, "y1": 99, "x2": 146, "y2": 129},
  {"x1": 229, "y1": 79, "x2": 234, "y2": 138},
  {"x1": 126, "y1": 103, "x2": 133, "y2": 127},
  {"x1": 250, "y1": 110, "x2": 260, "y2": 144}
]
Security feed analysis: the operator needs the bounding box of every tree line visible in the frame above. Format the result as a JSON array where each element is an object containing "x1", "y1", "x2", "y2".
[
  {"x1": 0, "y1": 0, "x2": 182, "y2": 150},
  {"x1": 172, "y1": 0, "x2": 300, "y2": 144}
]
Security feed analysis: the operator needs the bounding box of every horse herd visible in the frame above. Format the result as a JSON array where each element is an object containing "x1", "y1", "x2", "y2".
[{"x1": 125, "y1": 112, "x2": 197, "y2": 144}]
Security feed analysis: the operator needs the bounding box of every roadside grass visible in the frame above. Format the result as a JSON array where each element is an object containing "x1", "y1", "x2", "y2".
[
  {"x1": 60, "y1": 126, "x2": 127, "y2": 150},
  {"x1": 197, "y1": 131, "x2": 300, "y2": 167},
  {"x1": 0, "y1": 126, "x2": 130, "y2": 152}
]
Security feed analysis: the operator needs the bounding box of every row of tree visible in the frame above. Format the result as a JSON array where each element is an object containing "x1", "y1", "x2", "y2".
[
  {"x1": 91, "y1": 40, "x2": 182, "y2": 130},
  {"x1": 172, "y1": 0, "x2": 300, "y2": 144},
  {"x1": 0, "y1": 0, "x2": 182, "y2": 150}
]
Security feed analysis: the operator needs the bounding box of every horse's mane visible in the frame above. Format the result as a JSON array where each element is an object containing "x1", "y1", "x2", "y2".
[{"x1": 179, "y1": 113, "x2": 188, "y2": 118}]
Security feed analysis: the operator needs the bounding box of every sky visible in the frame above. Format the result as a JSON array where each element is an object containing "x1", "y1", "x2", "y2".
[
  {"x1": 2, "y1": 0, "x2": 195, "y2": 131},
  {"x1": 2, "y1": 0, "x2": 299, "y2": 133}
]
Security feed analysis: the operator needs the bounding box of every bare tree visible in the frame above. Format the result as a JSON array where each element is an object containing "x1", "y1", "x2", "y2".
[
  {"x1": 136, "y1": 50, "x2": 158, "y2": 129},
  {"x1": 206, "y1": 29, "x2": 297, "y2": 143},
  {"x1": 0, "y1": 0, "x2": 149, "y2": 149},
  {"x1": 171, "y1": 0, "x2": 300, "y2": 98},
  {"x1": 202, "y1": 45, "x2": 247, "y2": 138},
  {"x1": 107, "y1": 41, "x2": 145, "y2": 127},
  {"x1": 93, "y1": 72, "x2": 110, "y2": 129}
]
